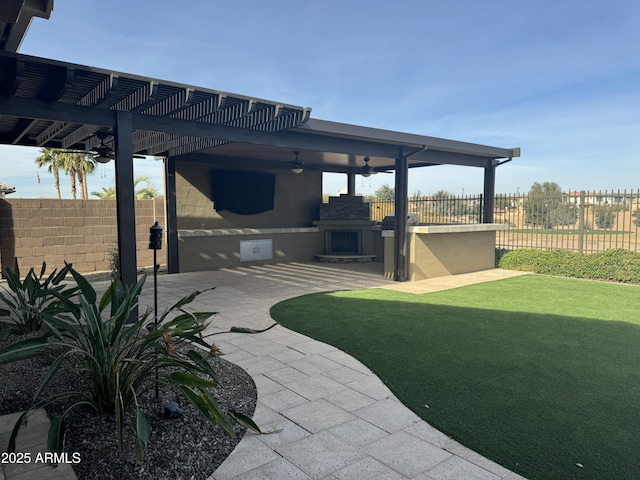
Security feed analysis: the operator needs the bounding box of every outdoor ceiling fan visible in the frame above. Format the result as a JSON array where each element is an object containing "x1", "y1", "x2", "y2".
[
  {"x1": 91, "y1": 131, "x2": 115, "y2": 163},
  {"x1": 66, "y1": 131, "x2": 145, "y2": 164},
  {"x1": 290, "y1": 151, "x2": 304, "y2": 174},
  {"x1": 360, "y1": 157, "x2": 377, "y2": 177}
]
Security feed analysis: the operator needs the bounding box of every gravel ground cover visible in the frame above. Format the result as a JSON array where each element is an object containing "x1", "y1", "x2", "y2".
[{"x1": 0, "y1": 333, "x2": 257, "y2": 480}]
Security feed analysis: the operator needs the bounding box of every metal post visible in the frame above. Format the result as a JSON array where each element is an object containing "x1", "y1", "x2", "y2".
[
  {"x1": 394, "y1": 151, "x2": 409, "y2": 281},
  {"x1": 578, "y1": 191, "x2": 585, "y2": 253},
  {"x1": 114, "y1": 111, "x2": 138, "y2": 322},
  {"x1": 347, "y1": 172, "x2": 356, "y2": 196},
  {"x1": 153, "y1": 247, "x2": 158, "y2": 398},
  {"x1": 483, "y1": 164, "x2": 496, "y2": 223},
  {"x1": 149, "y1": 221, "x2": 163, "y2": 399},
  {"x1": 165, "y1": 157, "x2": 179, "y2": 273}
]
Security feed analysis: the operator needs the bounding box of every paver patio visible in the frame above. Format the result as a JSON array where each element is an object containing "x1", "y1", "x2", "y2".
[{"x1": 1, "y1": 262, "x2": 528, "y2": 480}]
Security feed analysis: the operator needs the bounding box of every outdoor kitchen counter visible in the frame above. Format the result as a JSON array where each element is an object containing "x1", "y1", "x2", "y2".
[
  {"x1": 176, "y1": 227, "x2": 320, "y2": 271},
  {"x1": 382, "y1": 223, "x2": 507, "y2": 281}
]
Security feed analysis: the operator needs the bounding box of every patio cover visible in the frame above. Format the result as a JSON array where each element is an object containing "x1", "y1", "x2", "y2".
[
  {"x1": 0, "y1": 0, "x2": 54, "y2": 52},
  {"x1": 0, "y1": 50, "x2": 520, "y2": 285}
]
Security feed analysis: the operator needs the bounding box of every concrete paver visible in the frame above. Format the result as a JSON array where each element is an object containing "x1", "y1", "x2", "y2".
[{"x1": 1, "y1": 263, "x2": 529, "y2": 480}]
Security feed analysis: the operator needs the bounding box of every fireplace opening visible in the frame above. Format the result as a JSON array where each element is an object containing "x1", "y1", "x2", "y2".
[{"x1": 325, "y1": 230, "x2": 361, "y2": 255}]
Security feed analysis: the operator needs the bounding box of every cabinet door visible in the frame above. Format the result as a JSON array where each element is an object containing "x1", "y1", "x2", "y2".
[{"x1": 240, "y1": 239, "x2": 273, "y2": 261}]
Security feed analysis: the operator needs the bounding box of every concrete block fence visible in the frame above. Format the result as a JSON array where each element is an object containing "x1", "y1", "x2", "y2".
[{"x1": 0, "y1": 198, "x2": 166, "y2": 277}]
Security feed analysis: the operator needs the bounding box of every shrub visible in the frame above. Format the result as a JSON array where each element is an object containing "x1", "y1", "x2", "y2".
[
  {"x1": 0, "y1": 261, "x2": 78, "y2": 337},
  {"x1": 0, "y1": 267, "x2": 260, "y2": 461},
  {"x1": 107, "y1": 245, "x2": 119, "y2": 272},
  {"x1": 496, "y1": 248, "x2": 640, "y2": 284}
]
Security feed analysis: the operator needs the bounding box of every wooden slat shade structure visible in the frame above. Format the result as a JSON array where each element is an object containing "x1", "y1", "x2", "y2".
[{"x1": 0, "y1": 35, "x2": 519, "y2": 286}]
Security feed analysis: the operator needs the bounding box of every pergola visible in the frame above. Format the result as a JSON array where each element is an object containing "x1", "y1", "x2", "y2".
[{"x1": 0, "y1": 3, "x2": 520, "y2": 286}]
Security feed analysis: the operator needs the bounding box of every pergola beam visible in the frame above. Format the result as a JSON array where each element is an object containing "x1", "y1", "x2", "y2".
[
  {"x1": 0, "y1": 56, "x2": 23, "y2": 95},
  {"x1": 0, "y1": 96, "x2": 399, "y2": 158},
  {"x1": 0, "y1": 95, "x2": 514, "y2": 169},
  {"x1": 9, "y1": 118, "x2": 37, "y2": 144}
]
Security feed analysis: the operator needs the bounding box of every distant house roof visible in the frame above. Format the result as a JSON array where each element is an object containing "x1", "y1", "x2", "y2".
[{"x1": 0, "y1": 183, "x2": 16, "y2": 195}]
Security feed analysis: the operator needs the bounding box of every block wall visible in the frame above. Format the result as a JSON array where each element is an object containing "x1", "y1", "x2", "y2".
[{"x1": 0, "y1": 198, "x2": 166, "y2": 276}]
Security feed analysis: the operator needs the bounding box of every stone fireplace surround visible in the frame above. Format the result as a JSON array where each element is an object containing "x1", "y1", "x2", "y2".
[{"x1": 314, "y1": 195, "x2": 379, "y2": 262}]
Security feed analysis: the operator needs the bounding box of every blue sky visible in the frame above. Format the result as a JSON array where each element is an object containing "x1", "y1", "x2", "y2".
[{"x1": 1, "y1": 0, "x2": 638, "y2": 198}]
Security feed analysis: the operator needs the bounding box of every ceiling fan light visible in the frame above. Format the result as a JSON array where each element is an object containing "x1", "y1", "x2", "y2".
[
  {"x1": 94, "y1": 143, "x2": 113, "y2": 163},
  {"x1": 361, "y1": 157, "x2": 372, "y2": 177},
  {"x1": 291, "y1": 151, "x2": 304, "y2": 173}
]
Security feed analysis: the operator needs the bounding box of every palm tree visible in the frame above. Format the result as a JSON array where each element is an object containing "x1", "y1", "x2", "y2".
[
  {"x1": 34, "y1": 148, "x2": 64, "y2": 199},
  {"x1": 91, "y1": 175, "x2": 158, "y2": 200},
  {"x1": 91, "y1": 185, "x2": 116, "y2": 199},
  {"x1": 79, "y1": 157, "x2": 96, "y2": 199},
  {"x1": 35, "y1": 149, "x2": 96, "y2": 199},
  {"x1": 61, "y1": 152, "x2": 95, "y2": 200},
  {"x1": 62, "y1": 153, "x2": 78, "y2": 200}
]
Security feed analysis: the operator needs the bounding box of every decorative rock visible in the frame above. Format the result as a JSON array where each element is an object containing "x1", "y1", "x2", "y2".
[{"x1": 164, "y1": 401, "x2": 183, "y2": 419}]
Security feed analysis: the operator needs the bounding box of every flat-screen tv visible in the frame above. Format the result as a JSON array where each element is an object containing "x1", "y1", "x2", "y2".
[{"x1": 211, "y1": 169, "x2": 275, "y2": 215}]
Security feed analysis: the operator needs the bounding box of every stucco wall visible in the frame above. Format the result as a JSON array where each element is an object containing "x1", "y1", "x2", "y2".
[
  {"x1": 383, "y1": 228, "x2": 498, "y2": 280},
  {"x1": 174, "y1": 161, "x2": 323, "y2": 271},
  {"x1": 175, "y1": 161, "x2": 322, "y2": 229},
  {"x1": 409, "y1": 230, "x2": 496, "y2": 280},
  {"x1": 0, "y1": 198, "x2": 166, "y2": 277},
  {"x1": 177, "y1": 229, "x2": 320, "y2": 272}
]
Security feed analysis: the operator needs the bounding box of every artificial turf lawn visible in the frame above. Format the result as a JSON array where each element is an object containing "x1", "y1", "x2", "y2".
[{"x1": 270, "y1": 275, "x2": 640, "y2": 480}]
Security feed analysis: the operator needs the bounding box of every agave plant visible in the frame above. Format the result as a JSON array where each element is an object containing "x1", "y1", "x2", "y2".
[
  {"x1": 0, "y1": 266, "x2": 260, "y2": 461},
  {"x1": 0, "y1": 261, "x2": 78, "y2": 337}
]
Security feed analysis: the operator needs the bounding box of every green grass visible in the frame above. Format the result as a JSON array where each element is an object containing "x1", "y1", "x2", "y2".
[{"x1": 271, "y1": 275, "x2": 640, "y2": 480}]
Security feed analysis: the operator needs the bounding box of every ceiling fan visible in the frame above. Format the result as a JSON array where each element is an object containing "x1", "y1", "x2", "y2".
[
  {"x1": 360, "y1": 157, "x2": 377, "y2": 177},
  {"x1": 66, "y1": 131, "x2": 145, "y2": 164},
  {"x1": 290, "y1": 151, "x2": 304, "y2": 174}
]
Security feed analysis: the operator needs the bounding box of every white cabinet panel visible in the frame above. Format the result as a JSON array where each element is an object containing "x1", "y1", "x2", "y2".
[{"x1": 240, "y1": 239, "x2": 273, "y2": 261}]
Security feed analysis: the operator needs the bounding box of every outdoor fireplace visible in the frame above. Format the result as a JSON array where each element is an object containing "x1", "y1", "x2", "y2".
[
  {"x1": 313, "y1": 195, "x2": 379, "y2": 262},
  {"x1": 325, "y1": 230, "x2": 361, "y2": 255}
]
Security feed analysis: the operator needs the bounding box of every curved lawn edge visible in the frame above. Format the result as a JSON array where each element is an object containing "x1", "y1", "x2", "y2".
[{"x1": 271, "y1": 276, "x2": 640, "y2": 480}]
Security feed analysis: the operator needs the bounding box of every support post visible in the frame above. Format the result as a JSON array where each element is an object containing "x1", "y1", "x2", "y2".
[
  {"x1": 483, "y1": 163, "x2": 496, "y2": 223},
  {"x1": 394, "y1": 150, "x2": 409, "y2": 281},
  {"x1": 347, "y1": 172, "x2": 356, "y2": 196},
  {"x1": 165, "y1": 157, "x2": 179, "y2": 273},
  {"x1": 114, "y1": 111, "x2": 138, "y2": 321}
]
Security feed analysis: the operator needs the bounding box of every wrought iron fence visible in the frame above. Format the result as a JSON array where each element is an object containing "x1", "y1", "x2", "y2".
[
  {"x1": 369, "y1": 195, "x2": 484, "y2": 224},
  {"x1": 494, "y1": 190, "x2": 640, "y2": 253},
  {"x1": 366, "y1": 189, "x2": 640, "y2": 253}
]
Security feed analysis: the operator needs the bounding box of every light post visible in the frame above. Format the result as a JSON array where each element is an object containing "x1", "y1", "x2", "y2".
[{"x1": 149, "y1": 221, "x2": 163, "y2": 398}]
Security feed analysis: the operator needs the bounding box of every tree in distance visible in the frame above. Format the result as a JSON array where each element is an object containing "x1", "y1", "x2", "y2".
[
  {"x1": 523, "y1": 182, "x2": 577, "y2": 228},
  {"x1": 92, "y1": 175, "x2": 158, "y2": 199},
  {"x1": 374, "y1": 184, "x2": 395, "y2": 201}
]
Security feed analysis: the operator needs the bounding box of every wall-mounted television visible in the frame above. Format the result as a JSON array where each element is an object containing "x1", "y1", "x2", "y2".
[{"x1": 211, "y1": 169, "x2": 275, "y2": 215}]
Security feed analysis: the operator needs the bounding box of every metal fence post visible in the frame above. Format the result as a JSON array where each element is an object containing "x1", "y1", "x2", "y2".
[{"x1": 578, "y1": 191, "x2": 585, "y2": 253}]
